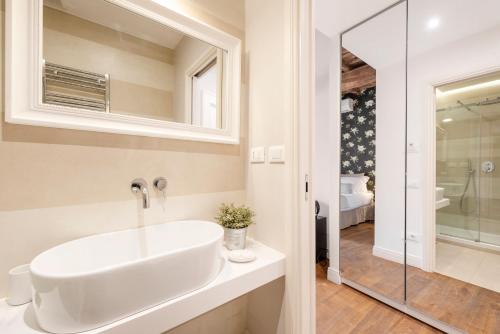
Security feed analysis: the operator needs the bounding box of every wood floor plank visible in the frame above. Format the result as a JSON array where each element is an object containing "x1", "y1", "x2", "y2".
[
  {"x1": 316, "y1": 262, "x2": 442, "y2": 334},
  {"x1": 339, "y1": 223, "x2": 500, "y2": 334}
]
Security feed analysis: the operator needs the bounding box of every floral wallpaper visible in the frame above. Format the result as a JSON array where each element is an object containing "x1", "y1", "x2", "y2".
[{"x1": 341, "y1": 87, "x2": 376, "y2": 191}]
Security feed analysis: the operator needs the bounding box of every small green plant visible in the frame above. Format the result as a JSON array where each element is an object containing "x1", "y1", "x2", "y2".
[{"x1": 215, "y1": 203, "x2": 255, "y2": 229}]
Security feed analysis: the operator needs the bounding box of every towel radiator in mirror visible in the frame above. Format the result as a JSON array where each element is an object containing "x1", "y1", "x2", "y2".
[{"x1": 42, "y1": 60, "x2": 110, "y2": 113}]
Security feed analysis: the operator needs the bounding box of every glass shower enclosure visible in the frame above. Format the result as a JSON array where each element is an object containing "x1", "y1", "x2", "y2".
[{"x1": 436, "y1": 75, "x2": 500, "y2": 248}]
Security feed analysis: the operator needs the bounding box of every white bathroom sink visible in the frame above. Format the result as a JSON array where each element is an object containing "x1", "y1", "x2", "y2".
[
  {"x1": 436, "y1": 187, "x2": 450, "y2": 209},
  {"x1": 30, "y1": 220, "x2": 224, "y2": 334},
  {"x1": 436, "y1": 187, "x2": 445, "y2": 201}
]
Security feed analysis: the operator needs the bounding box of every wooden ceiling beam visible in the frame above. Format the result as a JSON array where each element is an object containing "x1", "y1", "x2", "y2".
[
  {"x1": 341, "y1": 64, "x2": 375, "y2": 94},
  {"x1": 341, "y1": 48, "x2": 375, "y2": 94}
]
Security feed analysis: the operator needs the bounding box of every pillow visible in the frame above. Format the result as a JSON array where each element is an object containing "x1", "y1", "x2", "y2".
[
  {"x1": 341, "y1": 175, "x2": 369, "y2": 193},
  {"x1": 340, "y1": 183, "x2": 353, "y2": 194}
]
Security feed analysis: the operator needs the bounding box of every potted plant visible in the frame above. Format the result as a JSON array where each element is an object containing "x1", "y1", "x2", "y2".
[{"x1": 215, "y1": 203, "x2": 255, "y2": 250}]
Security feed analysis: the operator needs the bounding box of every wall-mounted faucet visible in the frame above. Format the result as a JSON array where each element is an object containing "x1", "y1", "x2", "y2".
[{"x1": 131, "y1": 178, "x2": 150, "y2": 209}]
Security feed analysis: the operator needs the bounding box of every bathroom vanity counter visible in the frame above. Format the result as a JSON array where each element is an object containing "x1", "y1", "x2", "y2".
[{"x1": 0, "y1": 239, "x2": 285, "y2": 334}]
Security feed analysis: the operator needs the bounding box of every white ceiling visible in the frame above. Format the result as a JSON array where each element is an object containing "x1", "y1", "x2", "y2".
[
  {"x1": 315, "y1": 0, "x2": 397, "y2": 37},
  {"x1": 408, "y1": 0, "x2": 500, "y2": 58},
  {"x1": 342, "y1": 3, "x2": 406, "y2": 70},
  {"x1": 45, "y1": 0, "x2": 185, "y2": 49}
]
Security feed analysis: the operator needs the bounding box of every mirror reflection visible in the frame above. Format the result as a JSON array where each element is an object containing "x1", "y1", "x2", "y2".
[
  {"x1": 339, "y1": 2, "x2": 407, "y2": 303},
  {"x1": 405, "y1": 0, "x2": 500, "y2": 332},
  {"x1": 42, "y1": 0, "x2": 225, "y2": 129}
]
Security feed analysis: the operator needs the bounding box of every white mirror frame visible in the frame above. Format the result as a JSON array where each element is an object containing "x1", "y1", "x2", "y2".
[{"x1": 5, "y1": 0, "x2": 241, "y2": 144}]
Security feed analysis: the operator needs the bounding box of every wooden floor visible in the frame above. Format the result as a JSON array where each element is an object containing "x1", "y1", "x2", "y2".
[
  {"x1": 340, "y1": 222, "x2": 405, "y2": 303},
  {"x1": 339, "y1": 223, "x2": 500, "y2": 334},
  {"x1": 316, "y1": 263, "x2": 442, "y2": 333}
]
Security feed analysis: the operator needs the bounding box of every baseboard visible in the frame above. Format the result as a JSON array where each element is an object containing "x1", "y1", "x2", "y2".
[
  {"x1": 327, "y1": 267, "x2": 341, "y2": 284},
  {"x1": 372, "y1": 245, "x2": 423, "y2": 269}
]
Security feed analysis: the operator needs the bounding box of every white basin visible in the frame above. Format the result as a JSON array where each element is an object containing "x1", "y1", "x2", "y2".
[
  {"x1": 30, "y1": 220, "x2": 224, "y2": 333},
  {"x1": 436, "y1": 187, "x2": 445, "y2": 201}
]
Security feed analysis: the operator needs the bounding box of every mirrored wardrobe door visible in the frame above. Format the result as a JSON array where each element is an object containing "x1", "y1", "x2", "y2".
[
  {"x1": 339, "y1": 1, "x2": 407, "y2": 304},
  {"x1": 406, "y1": 0, "x2": 500, "y2": 332}
]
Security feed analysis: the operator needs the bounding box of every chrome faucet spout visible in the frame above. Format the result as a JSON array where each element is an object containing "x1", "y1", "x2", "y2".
[{"x1": 131, "y1": 178, "x2": 150, "y2": 209}]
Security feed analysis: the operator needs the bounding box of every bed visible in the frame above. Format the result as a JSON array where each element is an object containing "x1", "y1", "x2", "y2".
[{"x1": 340, "y1": 175, "x2": 375, "y2": 229}]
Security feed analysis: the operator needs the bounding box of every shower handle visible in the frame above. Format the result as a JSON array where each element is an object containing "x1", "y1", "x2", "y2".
[{"x1": 482, "y1": 161, "x2": 495, "y2": 173}]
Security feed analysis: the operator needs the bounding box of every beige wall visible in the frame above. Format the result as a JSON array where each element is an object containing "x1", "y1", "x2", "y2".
[
  {"x1": 0, "y1": 0, "x2": 246, "y2": 298},
  {"x1": 245, "y1": 0, "x2": 289, "y2": 255},
  {"x1": 244, "y1": 0, "x2": 291, "y2": 332}
]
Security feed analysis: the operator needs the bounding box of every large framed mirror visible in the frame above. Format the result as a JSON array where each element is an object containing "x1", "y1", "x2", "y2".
[
  {"x1": 339, "y1": 1, "x2": 407, "y2": 304},
  {"x1": 6, "y1": 0, "x2": 241, "y2": 144}
]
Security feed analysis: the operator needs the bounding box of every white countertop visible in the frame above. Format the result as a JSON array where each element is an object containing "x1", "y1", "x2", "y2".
[{"x1": 0, "y1": 239, "x2": 285, "y2": 334}]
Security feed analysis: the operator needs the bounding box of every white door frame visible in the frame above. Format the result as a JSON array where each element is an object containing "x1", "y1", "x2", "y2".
[
  {"x1": 288, "y1": 0, "x2": 316, "y2": 333},
  {"x1": 422, "y1": 83, "x2": 437, "y2": 272}
]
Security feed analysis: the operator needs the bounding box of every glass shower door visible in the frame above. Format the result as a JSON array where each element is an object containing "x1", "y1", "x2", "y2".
[
  {"x1": 436, "y1": 88, "x2": 500, "y2": 248},
  {"x1": 435, "y1": 100, "x2": 481, "y2": 242},
  {"x1": 478, "y1": 103, "x2": 500, "y2": 247}
]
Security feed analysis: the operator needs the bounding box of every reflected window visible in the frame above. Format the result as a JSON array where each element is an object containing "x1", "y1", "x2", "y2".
[{"x1": 190, "y1": 58, "x2": 218, "y2": 129}]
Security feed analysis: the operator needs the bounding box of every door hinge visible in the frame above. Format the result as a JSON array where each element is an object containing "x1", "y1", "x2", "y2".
[{"x1": 305, "y1": 174, "x2": 309, "y2": 200}]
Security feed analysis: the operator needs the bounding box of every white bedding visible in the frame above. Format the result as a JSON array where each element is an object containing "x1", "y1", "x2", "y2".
[{"x1": 340, "y1": 192, "x2": 374, "y2": 211}]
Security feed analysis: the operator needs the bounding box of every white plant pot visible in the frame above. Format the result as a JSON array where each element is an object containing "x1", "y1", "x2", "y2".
[{"x1": 224, "y1": 227, "x2": 247, "y2": 250}]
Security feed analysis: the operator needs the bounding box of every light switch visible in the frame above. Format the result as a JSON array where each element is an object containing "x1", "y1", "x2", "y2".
[
  {"x1": 268, "y1": 145, "x2": 285, "y2": 163},
  {"x1": 250, "y1": 147, "x2": 265, "y2": 163}
]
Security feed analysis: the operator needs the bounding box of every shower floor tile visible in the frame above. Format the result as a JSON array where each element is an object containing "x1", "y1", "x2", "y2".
[{"x1": 435, "y1": 241, "x2": 500, "y2": 292}]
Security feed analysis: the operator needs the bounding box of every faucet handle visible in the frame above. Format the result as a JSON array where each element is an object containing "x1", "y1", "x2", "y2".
[
  {"x1": 153, "y1": 177, "x2": 168, "y2": 192},
  {"x1": 131, "y1": 178, "x2": 148, "y2": 192}
]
